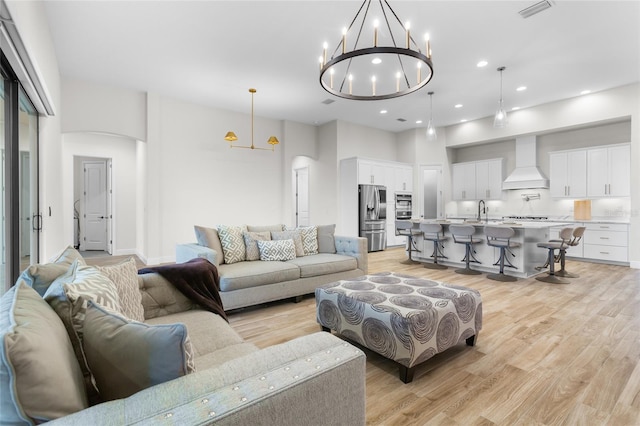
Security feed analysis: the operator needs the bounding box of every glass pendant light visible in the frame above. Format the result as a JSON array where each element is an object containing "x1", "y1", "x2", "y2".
[
  {"x1": 494, "y1": 66, "x2": 508, "y2": 128},
  {"x1": 426, "y1": 91, "x2": 437, "y2": 141}
]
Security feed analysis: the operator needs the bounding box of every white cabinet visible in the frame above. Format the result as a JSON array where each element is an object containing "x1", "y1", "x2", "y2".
[
  {"x1": 452, "y1": 162, "x2": 476, "y2": 200},
  {"x1": 582, "y1": 223, "x2": 628, "y2": 263},
  {"x1": 394, "y1": 166, "x2": 413, "y2": 192},
  {"x1": 358, "y1": 160, "x2": 386, "y2": 185},
  {"x1": 476, "y1": 159, "x2": 503, "y2": 200},
  {"x1": 452, "y1": 159, "x2": 503, "y2": 201},
  {"x1": 549, "y1": 150, "x2": 587, "y2": 198},
  {"x1": 587, "y1": 144, "x2": 630, "y2": 197}
]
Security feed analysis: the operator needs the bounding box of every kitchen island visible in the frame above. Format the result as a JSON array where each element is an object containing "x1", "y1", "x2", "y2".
[{"x1": 410, "y1": 220, "x2": 574, "y2": 278}]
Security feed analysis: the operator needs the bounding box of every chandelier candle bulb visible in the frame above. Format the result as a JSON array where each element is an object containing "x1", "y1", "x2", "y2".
[
  {"x1": 342, "y1": 27, "x2": 347, "y2": 54},
  {"x1": 417, "y1": 62, "x2": 422, "y2": 84},
  {"x1": 349, "y1": 74, "x2": 353, "y2": 95},
  {"x1": 373, "y1": 19, "x2": 379, "y2": 47},
  {"x1": 322, "y1": 42, "x2": 328, "y2": 65},
  {"x1": 372, "y1": 76, "x2": 376, "y2": 95},
  {"x1": 425, "y1": 34, "x2": 431, "y2": 58},
  {"x1": 405, "y1": 22, "x2": 410, "y2": 48},
  {"x1": 396, "y1": 72, "x2": 401, "y2": 92}
]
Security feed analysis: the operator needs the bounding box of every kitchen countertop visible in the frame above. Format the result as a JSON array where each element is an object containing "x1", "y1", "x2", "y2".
[
  {"x1": 441, "y1": 216, "x2": 630, "y2": 225},
  {"x1": 416, "y1": 219, "x2": 573, "y2": 229}
]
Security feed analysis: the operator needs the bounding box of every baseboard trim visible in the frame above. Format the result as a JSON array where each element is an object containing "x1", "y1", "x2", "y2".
[{"x1": 630, "y1": 260, "x2": 640, "y2": 269}]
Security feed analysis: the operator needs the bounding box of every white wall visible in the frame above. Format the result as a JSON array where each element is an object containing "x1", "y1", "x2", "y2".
[
  {"x1": 62, "y1": 78, "x2": 147, "y2": 141},
  {"x1": 6, "y1": 0, "x2": 63, "y2": 260},
  {"x1": 61, "y1": 133, "x2": 138, "y2": 255}
]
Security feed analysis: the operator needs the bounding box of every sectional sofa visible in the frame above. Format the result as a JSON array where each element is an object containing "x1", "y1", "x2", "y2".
[
  {"x1": 176, "y1": 224, "x2": 368, "y2": 310},
  {"x1": 0, "y1": 247, "x2": 366, "y2": 425}
]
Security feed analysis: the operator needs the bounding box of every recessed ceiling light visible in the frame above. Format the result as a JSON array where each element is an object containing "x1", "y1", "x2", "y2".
[
  {"x1": 371, "y1": 57, "x2": 382, "y2": 64},
  {"x1": 460, "y1": 119, "x2": 467, "y2": 123},
  {"x1": 512, "y1": 106, "x2": 520, "y2": 110},
  {"x1": 380, "y1": 110, "x2": 387, "y2": 114},
  {"x1": 454, "y1": 104, "x2": 463, "y2": 108},
  {"x1": 416, "y1": 120, "x2": 423, "y2": 124},
  {"x1": 477, "y1": 60, "x2": 488, "y2": 68},
  {"x1": 581, "y1": 90, "x2": 591, "y2": 95},
  {"x1": 516, "y1": 86, "x2": 527, "y2": 91}
]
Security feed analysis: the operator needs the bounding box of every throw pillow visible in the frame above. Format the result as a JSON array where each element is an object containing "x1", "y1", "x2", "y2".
[
  {"x1": 82, "y1": 301, "x2": 196, "y2": 401},
  {"x1": 289, "y1": 226, "x2": 318, "y2": 256},
  {"x1": 49, "y1": 245, "x2": 86, "y2": 266},
  {"x1": 194, "y1": 225, "x2": 224, "y2": 266},
  {"x1": 257, "y1": 239, "x2": 296, "y2": 261},
  {"x1": 317, "y1": 224, "x2": 337, "y2": 254},
  {"x1": 96, "y1": 257, "x2": 144, "y2": 322},
  {"x1": 271, "y1": 230, "x2": 304, "y2": 257},
  {"x1": 246, "y1": 224, "x2": 284, "y2": 232},
  {"x1": 0, "y1": 283, "x2": 88, "y2": 423},
  {"x1": 243, "y1": 231, "x2": 271, "y2": 261},
  {"x1": 217, "y1": 225, "x2": 247, "y2": 264},
  {"x1": 18, "y1": 263, "x2": 69, "y2": 297},
  {"x1": 44, "y1": 260, "x2": 122, "y2": 403}
]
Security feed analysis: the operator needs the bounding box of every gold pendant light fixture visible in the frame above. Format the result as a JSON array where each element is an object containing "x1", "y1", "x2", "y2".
[
  {"x1": 319, "y1": 0, "x2": 434, "y2": 101},
  {"x1": 224, "y1": 88, "x2": 279, "y2": 151}
]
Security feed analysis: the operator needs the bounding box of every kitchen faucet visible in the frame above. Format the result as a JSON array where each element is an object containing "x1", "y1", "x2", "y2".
[{"x1": 477, "y1": 199, "x2": 487, "y2": 222}]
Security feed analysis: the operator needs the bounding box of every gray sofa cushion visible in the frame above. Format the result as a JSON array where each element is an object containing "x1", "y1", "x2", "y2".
[
  {"x1": 194, "y1": 226, "x2": 224, "y2": 266},
  {"x1": 286, "y1": 254, "x2": 358, "y2": 278},
  {"x1": 146, "y1": 309, "x2": 258, "y2": 370},
  {"x1": 317, "y1": 224, "x2": 337, "y2": 254},
  {"x1": 218, "y1": 261, "x2": 300, "y2": 292}
]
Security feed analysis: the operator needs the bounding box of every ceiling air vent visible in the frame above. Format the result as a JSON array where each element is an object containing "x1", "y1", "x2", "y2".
[
  {"x1": 396, "y1": 118, "x2": 407, "y2": 122},
  {"x1": 321, "y1": 99, "x2": 335, "y2": 105},
  {"x1": 519, "y1": 0, "x2": 553, "y2": 18}
]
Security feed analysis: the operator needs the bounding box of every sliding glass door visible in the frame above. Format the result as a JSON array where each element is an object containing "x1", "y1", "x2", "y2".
[{"x1": 1, "y1": 55, "x2": 40, "y2": 292}]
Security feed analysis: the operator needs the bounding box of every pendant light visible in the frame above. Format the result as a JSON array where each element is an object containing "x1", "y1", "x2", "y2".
[
  {"x1": 493, "y1": 66, "x2": 508, "y2": 128},
  {"x1": 426, "y1": 91, "x2": 437, "y2": 141}
]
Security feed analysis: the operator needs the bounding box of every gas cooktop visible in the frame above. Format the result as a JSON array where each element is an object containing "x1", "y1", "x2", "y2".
[{"x1": 503, "y1": 215, "x2": 549, "y2": 221}]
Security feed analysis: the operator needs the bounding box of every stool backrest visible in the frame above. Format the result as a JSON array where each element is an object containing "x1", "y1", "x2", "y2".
[
  {"x1": 449, "y1": 224, "x2": 476, "y2": 244},
  {"x1": 420, "y1": 222, "x2": 443, "y2": 236},
  {"x1": 395, "y1": 220, "x2": 413, "y2": 231},
  {"x1": 485, "y1": 225, "x2": 515, "y2": 239},
  {"x1": 570, "y1": 226, "x2": 586, "y2": 246}
]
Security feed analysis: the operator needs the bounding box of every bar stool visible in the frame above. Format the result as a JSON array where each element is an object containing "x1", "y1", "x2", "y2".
[
  {"x1": 555, "y1": 226, "x2": 586, "y2": 278},
  {"x1": 396, "y1": 220, "x2": 422, "y2": 265},
  {"x1": 419, "y1": 222, "x2": 448, "y2": 270},
  {"x1": 535, "y1": 227, "x2": 573, "y2": 284},
  {"x1": 485, "y1": 226, "x2": 521, "y2": 282},
  {"x1": 449, "y1": 224, "x2": 482, "y2": 275}
]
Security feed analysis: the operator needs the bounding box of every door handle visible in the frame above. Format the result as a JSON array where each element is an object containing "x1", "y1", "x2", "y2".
[{"x1": 99, "y1": 216, "x2": 105, "y2": 219}]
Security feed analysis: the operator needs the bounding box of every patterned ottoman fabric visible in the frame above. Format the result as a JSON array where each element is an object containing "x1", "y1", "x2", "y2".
[{"x1": 315, "y1": 272, "x2": 482, "y2": 377}]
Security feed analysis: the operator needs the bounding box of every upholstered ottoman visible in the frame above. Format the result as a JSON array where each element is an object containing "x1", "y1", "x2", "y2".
[{"x1": 315, "y1": 272, "x2": 483, "y2": 383}]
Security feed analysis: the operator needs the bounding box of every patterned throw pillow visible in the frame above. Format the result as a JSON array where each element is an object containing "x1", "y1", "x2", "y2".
[
  {"x1": 96, "y1": 257, "x2": 144, "y2": 322},
  {"x1": 257, "y1": 239, "x2": 296, "y2": 261},
  {"x1": 271, "y1": 230, "x2": 304, "y2": 257},
  {"x1": 217, "y1": 225, "x2": 247, "y2": 264},
  {"x1": 82, "y1": 302, "x2": 196, "y2": 402},
  {"x1": 243, "y1": 231, "x2": 271, "y2": 261},
  {"x1": 293, "y1": 226, "x2": 319, "y2": 256}
]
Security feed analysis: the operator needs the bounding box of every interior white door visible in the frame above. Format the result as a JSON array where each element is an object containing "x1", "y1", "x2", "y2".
[
  {"x1": 295, "y1": 167, "x2": 310, "y2": 227},
  {"x1": 83, "y1": 161, "x2": 108, "y2": 251}
]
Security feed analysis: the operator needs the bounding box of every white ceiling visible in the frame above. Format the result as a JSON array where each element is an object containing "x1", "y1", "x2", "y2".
[{"x1": 43, "y1": 1, "x2": 640, "y2": 133}]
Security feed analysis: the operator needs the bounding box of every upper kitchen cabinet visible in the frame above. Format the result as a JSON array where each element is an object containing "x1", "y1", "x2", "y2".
[
  {"x1": 549, "y1": 150, "x2": 587, "y2": 198},
  {"x1": 394, "y1": 165, "x2": 413, "y2": 192},
  {"x1": 587, "y1": 144, "x2": 630, "y2": 197},
  {"x1": 358, "y1": 160, "x2": 386, "y2": 185},
  {"x1": 452, "y1": 159, "x2": 503, "y2": 201}
]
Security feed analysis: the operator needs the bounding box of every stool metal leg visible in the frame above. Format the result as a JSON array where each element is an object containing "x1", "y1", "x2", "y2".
[
  {"x1": 487, "y1": 247, "x2": 517, "y2": 282},
  {"x1": 455, "y1": 243, "x2": 481, "y2": 275},
  {"x1": 424, "y1": 239, "x2": 447, "y2": 270},
  {"x1": 401, "y1": 235, "x2": 420, "y2": 265},
  {"x1": 554, "y1": 249, "x2": 579, "y2": 278},
  {"x1": 536, "y1": 248, "x2": 570, "y2": 284}
]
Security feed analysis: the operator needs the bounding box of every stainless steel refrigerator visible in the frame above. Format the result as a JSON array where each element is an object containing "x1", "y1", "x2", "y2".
[{"x1": 358, "y1": 184, "x2": 387, "y2": 252}]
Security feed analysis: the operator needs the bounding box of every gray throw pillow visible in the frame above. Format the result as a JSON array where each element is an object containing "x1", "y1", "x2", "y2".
[
  {"x1": 82, "y1": 302, "x2": 196, "y2": 401},
  {"x1": 317, "y1": 224, "x2": 337, "y2": 254},
  {"x1": 194, "y1": 226, "x2": 224, "y2": 266},
  {"x1": 243, "y1": 231, "x2": 271, "y2": 261}
]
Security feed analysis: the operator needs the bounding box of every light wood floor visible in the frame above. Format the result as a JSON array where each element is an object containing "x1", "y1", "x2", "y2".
[
  {"x1": 84, "y1": 249, "x2": 640, "y2": 425},
  {"x1": 225, "y1": 248, "x2": 640, "y2": 426}
]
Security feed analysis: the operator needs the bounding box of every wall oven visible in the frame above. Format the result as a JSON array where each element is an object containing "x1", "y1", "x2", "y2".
[{"x1": 395, "y1": 192, "x2": 412, "y2": 220}]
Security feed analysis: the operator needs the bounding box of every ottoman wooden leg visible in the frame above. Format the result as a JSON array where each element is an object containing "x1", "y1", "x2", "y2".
[
  {"x1": 398, "y1": 365, "x2": 415, "y2": 384},
  {"x1": 466, "y1": 335, "x2": 477, "y2": 346}
]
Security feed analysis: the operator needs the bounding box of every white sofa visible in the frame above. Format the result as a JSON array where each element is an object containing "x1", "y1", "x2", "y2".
[{"x1": 176, "y1": 224, "x2": 368, "y2": 311}]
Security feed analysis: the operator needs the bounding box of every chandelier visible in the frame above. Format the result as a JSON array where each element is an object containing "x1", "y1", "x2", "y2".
[
  {"x1": 319, "y1": 0, "x2": 434, "y2": 101},
  {"x1": 224, "y1": 88, "x2": 279, "y2": 151}
]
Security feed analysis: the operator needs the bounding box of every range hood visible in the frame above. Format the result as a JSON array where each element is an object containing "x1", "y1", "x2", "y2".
[{"x1": 502, "y1": 136, "x2": 549, "y2": 190}]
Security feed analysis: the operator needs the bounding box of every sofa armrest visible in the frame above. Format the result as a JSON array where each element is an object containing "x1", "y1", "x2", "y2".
[
  {"x1": 176, "y1": 243, "x2": 220, "y2": 266},
  {"x1": 49, "y1": 332, "x2": 366, "y2": 426},
  {"x1": 335, "y1": 235, "x2": 368, "y2": 274}
]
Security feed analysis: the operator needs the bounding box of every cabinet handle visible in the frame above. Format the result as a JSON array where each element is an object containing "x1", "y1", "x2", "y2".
[
  {"x1": 600, "y1": 251, "x2": 610, "y2": 255},
  {"x1": 600, "y1": 237, "x2": 609, "y2": 240},
  {"x1": 567, "y1": 186, "x2": 570, "y2": 196},
  {"x1": 600, "y1": 226, "x2": 610, "y2": 229},
  {"x1": 486, "y1": 189, "x2": 490, "y2": 198}
]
